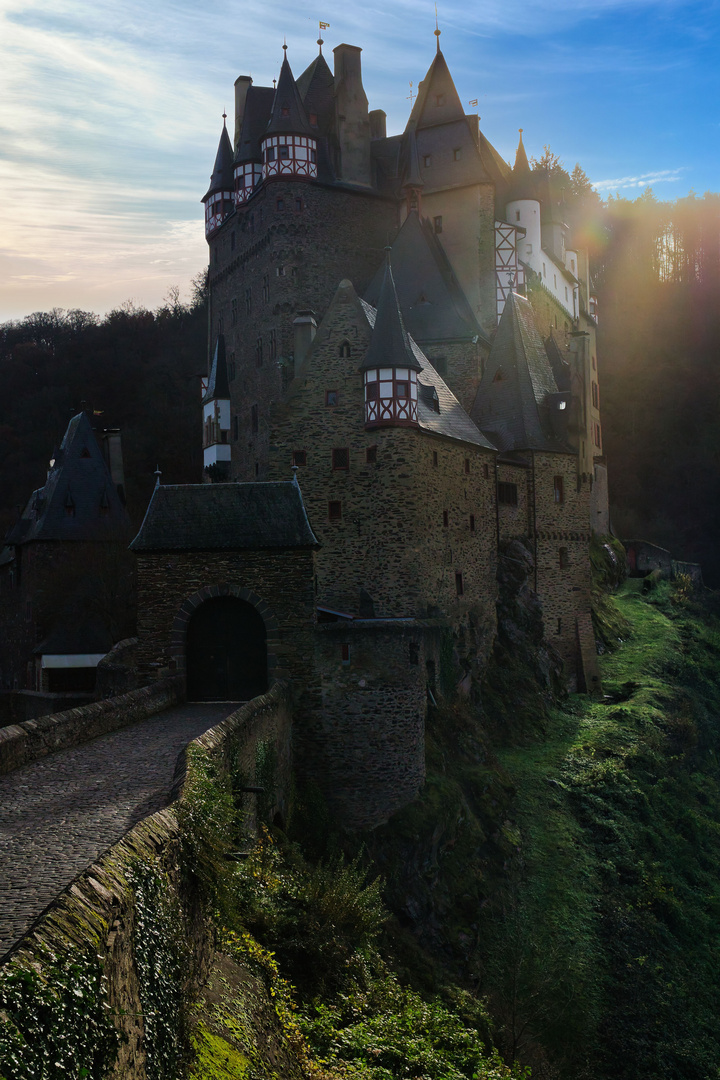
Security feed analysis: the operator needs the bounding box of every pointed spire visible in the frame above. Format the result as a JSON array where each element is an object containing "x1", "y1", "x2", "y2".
[
  {"x1": 404, "y1": 47, "x2": 465, "y2": 133},
  {"x1": 508, "y1": 128, "x2": 537, "y2": 203},
  {"x1": 203, "y1": 334, "x2": 230, "y2": 404},
  {"x1": 266, "y1": 50, "x2": 313, "y2": 135},
  {"x1": 514, "y1": 128, "x2": 530, "y2": 173},
  {"x1": 361, "y1": 252, "x2": 422, "y2": 372},
  {"x1": 203, "y1": 121, "x2": 234, "y2": 200},
  {"x1": 434, "y1": 4, "x2": 441, "y2": 53}
]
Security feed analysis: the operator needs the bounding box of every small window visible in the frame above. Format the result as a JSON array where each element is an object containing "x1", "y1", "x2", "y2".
[
  {"x1": 310, "y1": 148, "x2": 317, "y2": 163},
  {"x1": 251, "y1": 404, "x2": 259, "y2": 434},
  {"x1": 325, "y1": 389, "x2": 338, "y2": 406},
  {"x1": 295, "y1": 197, "x2": 303, "y2": 211},
  {"x1": 455, "y1": 572, "x2": 464, "y2": 596},
  {"x1": 366, "y1": 446, "x2": 377, "y2": 464},
  {"x1": 542, "y1": 263, "x2": 546, "y2": 277},
  {"x1": 483, "y1": 462, "x2": 489, "y2": 479},
  {"x1": 443, "y1": 510, "x2": 449, "y2": 528},
  {"x1": 453, "y1": 147, "x2": 461, "y2": 161},
  {"x1": 279, "y1": 145, "x2": 290, "y2": 160},
  {"x1": 395, "y1": 380, "x2": 408, "y2": 397},
  {"x1": 559, "y1": 547, "x2": 569, "y2": 568},
  {"x1": 332, "y1": 447, "x2": 350, "y2": 471},
  {"x1": 276, "y1": 265, "x2": 285, "y2": 277},
  {"x1": 328, "y1": 500, "x2": 342, "y2": 522},
  {"x1": 366, "y1": 381, "x2": 378, "y2": 401},
  {"x1": 292, "y1": 450, "x2": 307, "y2": 467},
  {"x1": 433, "y1": 451, "x2": 438, "y2": 467},
  {"x1": 255, "y1": 461, "x2": 259, "y2": 476},
  {"x1": 409, "y1": 641, "x2": 419, "y2": 666},
  {"x1": 516, "y1": 210, "x2": 521, "y2": 221},
  {"x1": 309, "y1": 113, "x2": 318, "y2": 127},
  {"x1": 592, "y1": 382, "x2": 599, "y2": 408},
  {"x1": 492, "y1": 367, "x2": 505, "y2": 383},
  {"x1": 266, "y1": 146, "x2": 276, "y2": 162},
  {"x1": 277, "y1": 198, "x2": 285, "y2": 211},
  {"x1": 554, "y1": 274, "x2": 557, "y2": 289},
  {"x1": 592, "y1": 354, "x2": 597, "y2": 370},
  {"x1": 554, "y1": 476, "x2": 564, "y2": 504},
  {"x1": 435, "y1": 93, "x2": 445, "y2": 106},
  {"x1": 80, "y1": 447, "x2": 91, "y2": 459},
  {"x1": 594, "y1": 422, "x2": 602, "y2": 448},
  {"x1": 339, "y1": 341, "x2": 351, "y2": 359},
  {"x1": 565, "y1": 286, "x2": 568, "y2": 301},
  {"x1": 469, "y1": 514, "x2": 475, "y2": 532},
  {"x1": 498, "y1": 482, "x2": 518, "y2": 506},
  {"x1": 434, "y1": 215, "x2": 443, "y2": 234},
  {"x1": 340, "y1": 643, "x2": 350, "y2": 665},
  {"x1": 423, "y1": 154, "x2": 432, "y2": 168},
  {"x1": 556, "y1": 617, "x2": 562, "y2": 635},
  {"x1": 464, "y1": 458, "x2": 470, "y2": 475},
  {"x1": 281, "y1": 105, "x2": 290, "y2": 117}
]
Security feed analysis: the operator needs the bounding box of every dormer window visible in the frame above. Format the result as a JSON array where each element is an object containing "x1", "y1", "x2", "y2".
[
  {"x1": 281, "y1": 105, "x2": 290, "y2": 117},
  {"x1": 423, "y1": 154, "x2": 432, "y2": 168},
  {"x1": 453, "y1": 148, "x2": 461, "y2": 161},
  {"x1": 364, "y1": 367, "x2": 418, "y2": 426},
  {"x1": 309, "y1": 112, "x2": 318, "y2": 126},
  {"x1": 435, "y1": 94, "x2": 445, "y2": 106},
  {"x1": 80, "y1": 447, "x2": 91, "y2": 459}
]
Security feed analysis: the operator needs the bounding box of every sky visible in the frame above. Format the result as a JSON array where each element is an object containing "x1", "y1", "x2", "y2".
[{"x1": 0, "y1": 0, "x2": 718, "y2": 321}]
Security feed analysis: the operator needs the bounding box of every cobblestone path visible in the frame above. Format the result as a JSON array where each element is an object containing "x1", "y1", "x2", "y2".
[{"x1": 0, "y1": 702, "x2": 238, "y2": 959}]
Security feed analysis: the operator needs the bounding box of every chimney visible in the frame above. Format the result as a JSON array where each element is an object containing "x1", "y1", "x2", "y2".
[
  {"x1": 369, "y1": 109, "x2": 387, "y2": 141},
  {"x1": 234, "y1": 76, "x2": 252, "y2": 151},
  {"x1": 101, "y1": 429, "x2": 126, "y2": 504},
  {"x1": 293, "y1": 310, "x2": 317, "y2": 367},
  {"x1": 333, "y1": 44, "x2": 371, "y2": 187}
]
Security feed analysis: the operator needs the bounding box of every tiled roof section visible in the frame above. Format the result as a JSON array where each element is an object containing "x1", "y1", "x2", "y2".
[
  {"x1": 405, "y1": 49, "x2": 465, "y2": 132},
  {"x1": 235, "y1": 86, "x2": 275, "y2": 164},
  {"x1": 6, "y1": 412, "x2": 130, "y2": 546},
  {"x1": 203, "y1": 334, "x2": 230, "y2": 404},
  {"x1": 364, "y1": 212, "x2": 490, "y2": 346},
  {"x1": 203, "y1": 122, "x2": 234, "y2": 200},
  {"x1": 544, "y1": 333, "x2": 572, "y2": 392},
  {"x1": 471, "y1": 291, "x2": 569, "y2": 452},
  {"x1": 265, "y1": 53, "x2": 313, "y2": 137},
  {"x1": 296, "y1": 53, "x2": 335, "y2": 135},
  {"x1": 361, "y1": 257, "x2": 422, "y2": 373},
  {"x1": 359, "y1": 298, "x2": 496, "y2": 450},
  {"x1": 130, "y1": 480, "x2": 319, "y2": 552}
]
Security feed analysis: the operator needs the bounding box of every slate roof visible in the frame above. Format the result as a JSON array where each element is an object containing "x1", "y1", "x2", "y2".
[
  {"x1": 361, "y1": 256, "x2": 422, "y2": 373},
  {"x1": 296, "y1": 52, "x2": 335, "y2": 136},
  {"x1": 235, "y1": 86, "x2": 275, "y2": 164},
  {"x1": 364, "y1": 212, "x2": 489, "y2": 347},
  {"x1": 507, "y1": 130, "x2": 537, "y2": 202},
  {"x1": 470, "y1": 291, "x2": 570, "y2": 453},
  {"x1": 130, "y1": 480, "x2": 319, "y2": 552},
  {"x1": 266, "y1": 52, "x2": 313, "y2": 137},
  {"x1": 203, "y1": 121, "x2": 234, "y2": 200},
  {"x1": 359, "y1": 296, "x2": 496, "y2": 451},
  {"x1": 544, "y1": 333, "x2": 572, "y2": 392},
  {"x1": 6, "y1": 412, "x2": 130, "y2": 546},
  {"x1": 406, "y1": 48, "x2": 466, "y2": 133},
  {"x1": 203, "y1": 334, "x2": 230, "y2": 404}
]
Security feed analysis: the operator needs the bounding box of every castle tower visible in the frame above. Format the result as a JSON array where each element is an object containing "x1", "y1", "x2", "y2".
[
  {"x1": 260, "y1": 48, "x2": 318, "y2": 182},
  {"x1": 233, "y1": 80, "x2": 274, "y2": 206},
  {"x1": 202, "y1": 334, "x2": 232, "y2": 477},
  {"x1": 202, "y1": 117, "x2": 234, "y2": 239},
  {"x1": 505, "y1": 130, "x2": 542, "y2": 281},
  {"x1": 361, "y1": 255, "x2": 422, "y2": 427}
]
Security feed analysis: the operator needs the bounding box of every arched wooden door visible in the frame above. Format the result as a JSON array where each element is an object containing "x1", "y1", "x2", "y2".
[{"x1": 186, "y1": 596, "x2": 268, "y2": 701}]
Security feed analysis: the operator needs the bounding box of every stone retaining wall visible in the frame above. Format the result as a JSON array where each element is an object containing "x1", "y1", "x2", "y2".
[
  {"x1": 0, "y1": 680, "x2": 294, "y2": 1079},
  {"x1": 0, "y1": 676, "x2": 185, "y2": 776}
]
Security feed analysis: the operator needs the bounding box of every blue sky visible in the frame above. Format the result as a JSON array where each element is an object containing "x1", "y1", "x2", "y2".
[{"x1": 0, "y1": 0, "x2": 717, "y2": 320}]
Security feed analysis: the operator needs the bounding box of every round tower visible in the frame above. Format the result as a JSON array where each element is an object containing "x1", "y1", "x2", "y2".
[
  {"x1": 361, "y1": 256, "x2": 422, "y2": 428},
  {"x1": 202, "y1": 116, "x2": 234, "y2": 239},
  {"x1": 261, "y1": 47, "x2": 318, "y2": 182},
  {"x1": 505, "y1": 130, "x2": 541, "y2": 268}
]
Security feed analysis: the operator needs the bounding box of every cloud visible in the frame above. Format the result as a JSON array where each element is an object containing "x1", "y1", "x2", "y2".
[{"x1": 591, "y1": 168, "x2": 687, "y2": 192}]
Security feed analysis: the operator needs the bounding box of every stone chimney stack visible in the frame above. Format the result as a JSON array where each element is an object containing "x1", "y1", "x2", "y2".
[
  {"x1": 333, "y1": 44, "x2": 371, "y2": 187},
  {"x1": 369, "y1": 109, "x2": 387, "y2": 140},
  {"x1": 234, "y1": 75, "x2": 252, "y2": 151},
  {"x1": 293, "y1": 310, "x2": 318, "y2": 367}
]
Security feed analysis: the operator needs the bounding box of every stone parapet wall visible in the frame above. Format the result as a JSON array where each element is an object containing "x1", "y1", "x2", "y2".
[
  {"x1": 0, "y1": 676, "x2": 184, "y2": 776},
  {"x1": 0, "y1": 681, "x2": 294, "y2": 1078}
]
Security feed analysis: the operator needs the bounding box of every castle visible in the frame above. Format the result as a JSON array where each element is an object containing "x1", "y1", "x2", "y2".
[
  {"x1": 129, "y1": 32, "x2": 607, "y2": 827},
  {"x1": 1, "y1": 33, "x2": 608, "y2": 828}
]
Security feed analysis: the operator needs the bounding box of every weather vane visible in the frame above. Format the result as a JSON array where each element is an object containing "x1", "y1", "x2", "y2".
[
  {"x1": 434, "y1": 4, "x2": 441, "y2": 50},
  {"x1": 407, "y1": 81, "x2": 415, "y2": 105}
]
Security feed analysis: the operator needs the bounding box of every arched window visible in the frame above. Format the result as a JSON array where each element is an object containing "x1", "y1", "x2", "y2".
[{"x1": 339, "y1": 341, "x2": 351, "y2": 359}]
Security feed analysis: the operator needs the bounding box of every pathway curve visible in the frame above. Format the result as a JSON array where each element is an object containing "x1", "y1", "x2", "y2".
[{"x1": 0, "y1": 701, "x2": 238, "y2": 959}]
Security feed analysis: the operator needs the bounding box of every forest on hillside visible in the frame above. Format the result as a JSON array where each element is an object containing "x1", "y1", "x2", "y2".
[{"x1": 1, "y1": 180, "x2": 720, "y2": 582}]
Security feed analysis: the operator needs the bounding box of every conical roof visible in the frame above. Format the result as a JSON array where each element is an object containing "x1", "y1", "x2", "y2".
[
  {"x1": 296, "y1": 52, "x2": 334, "y2": 133},
  {"x1": 361, "y1": 255, "x2": 422, "y2": 372},
  {"x1": 405, "y1": 48, "x2": 465, "y2": 132},
  {"x1": 507, "y1": 129, "x2": 537, "y2": 203},
  {"x1": 266, "y1": 51, "x2": 313, "y2": 136},
  {"x1": 471, "y1": 291, "x2": 566, "y2": 452},
  {"x1": 203, "y1": 121, "x2": 234, "y2": 201},
  {"x1": 203, "y1": 334, "x2": 230, "y2": 404}
]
